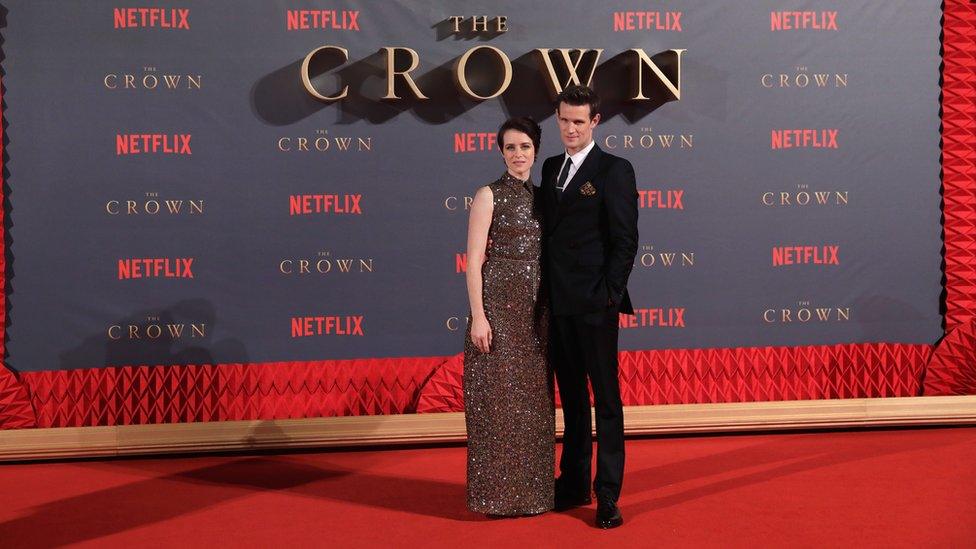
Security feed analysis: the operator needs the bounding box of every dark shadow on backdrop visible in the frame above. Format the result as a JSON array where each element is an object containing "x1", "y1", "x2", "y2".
[
  {"x1": 56, "y1": 298, "x2": 248, "y2": 371},
  {"x1": 252, "y1": 49, "x2": 483, "y2": 126},
  {"x1": 252, "y1": 48, "x2": 682, "y2": 126},
  {"x1": 594, "y1": 49, "x2": 679, "y2": 124},
  {"x1": 250, "y1": 57, "x2": 331, "y2": 127}
]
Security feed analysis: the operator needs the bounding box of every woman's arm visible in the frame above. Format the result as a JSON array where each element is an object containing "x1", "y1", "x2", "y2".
[{"x1": 466, "y1": 186, "x2": 493, "y2": 353}]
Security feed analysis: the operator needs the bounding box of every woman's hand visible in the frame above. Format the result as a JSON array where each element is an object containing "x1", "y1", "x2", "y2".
[{"x1": 470, "y1": 315, "x2": 492, "y2": 354}]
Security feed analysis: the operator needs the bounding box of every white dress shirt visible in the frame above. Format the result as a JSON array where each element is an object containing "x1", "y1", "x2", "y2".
[{"x1": 557, "y1": 139, "x2": 596, "y2": 192}]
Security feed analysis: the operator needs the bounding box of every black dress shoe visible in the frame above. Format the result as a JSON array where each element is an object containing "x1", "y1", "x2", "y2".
[
  {"x1": 553, "y1": 479, "x2": 592, "y2": 511},
  {"x1": 596, "y1": 495, "x2": 623, "y2": 529}
]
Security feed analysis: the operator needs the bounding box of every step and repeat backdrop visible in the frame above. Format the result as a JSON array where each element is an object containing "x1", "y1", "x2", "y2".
[{"x1": 2, "y1": 0, "x2": 942, "y2": 374}]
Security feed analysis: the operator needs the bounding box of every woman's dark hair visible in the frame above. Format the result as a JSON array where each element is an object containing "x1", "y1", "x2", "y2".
[
  {"x1": 497, "y1": 116, "x2": 542, "y2": 157},
  {"x1": 556, "y1": 84, "x2": 600, "y2": 120}
]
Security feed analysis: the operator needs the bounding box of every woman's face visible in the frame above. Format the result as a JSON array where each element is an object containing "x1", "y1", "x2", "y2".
[{"x1": 501, "y1": 129, "x2": 535, "y2": 174}]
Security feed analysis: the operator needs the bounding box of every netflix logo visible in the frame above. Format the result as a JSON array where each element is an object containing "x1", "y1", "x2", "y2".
[
  {"x1": 613, "y1": 11, "x2": 682, "y2": 32},
  {"x1": 113, "y1": 8, "x2": 189, "y2": 29},
  {"x1": 286, "y1": 10, "x2": 360, "y2": 30},
  {"x1": 118, "y1": 258, "x2": 194, "y2": 279},
  {"x1": 772, "y1": 246, "x2": 839, "y2": 266},
  {"x1": 771, "y1": 129, "x2": 838, "y2": 150},
  {"x1": 638, "y1": 189, "x2": 684, "y2": 209},
  {"x1": 116, "y1": 134, "x2": 192, "y2": 155},
  {"x1": 619, "y1": 308, "x2": 686, "y2": 328},
  {"x1": 291, "y1": 315, "x2": 365, "y2": 337},
  {"x1": 289, "y1": 194, "x2": 362, "y2": 215},
  {"x1": 770, "y1": 11, "x2": 838, "y2": 31},
  {"x1": 454, "y1": 132, "x2": 496, "y2": 153},
  {"x1": 456, "y1": 253, "x2": 467, "y2": 273}
]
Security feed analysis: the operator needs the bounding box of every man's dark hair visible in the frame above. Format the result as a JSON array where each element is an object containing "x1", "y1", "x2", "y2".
[
  {"x1": 497, "y1": 116, "x2": 542, "y2": 156},
  {"x1": 556, "y1": 85, "x2": 600, "y2": 120}
]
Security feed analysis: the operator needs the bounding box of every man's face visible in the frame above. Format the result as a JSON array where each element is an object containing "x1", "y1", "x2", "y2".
[{"x1": 556, "y1": 102, "x2": 600, "y2": 153}]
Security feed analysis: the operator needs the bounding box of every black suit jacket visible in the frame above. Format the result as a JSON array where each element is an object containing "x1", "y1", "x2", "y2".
[{"x1": 540, "y1": 143, "x2": 639, "y2": 316}]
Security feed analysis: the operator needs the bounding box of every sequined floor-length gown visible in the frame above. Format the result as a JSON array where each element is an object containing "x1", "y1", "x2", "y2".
[{"x1": 464, "y1": 172, "x2": 554, "y2": 516}]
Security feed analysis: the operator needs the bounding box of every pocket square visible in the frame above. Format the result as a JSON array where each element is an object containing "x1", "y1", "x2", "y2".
[{"x1": 579, "y1": 181, "x2": 597, "y2": 196}]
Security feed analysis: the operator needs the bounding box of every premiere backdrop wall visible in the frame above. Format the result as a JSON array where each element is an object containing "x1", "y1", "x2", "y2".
[{"x1": 0, "y1": 0, "x2": 964, "y2": 429}]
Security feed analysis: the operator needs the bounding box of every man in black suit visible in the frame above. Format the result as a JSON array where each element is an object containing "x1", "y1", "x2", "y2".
[{"x1": 540, "y1": 85, "x2": 638, "y2": 529}]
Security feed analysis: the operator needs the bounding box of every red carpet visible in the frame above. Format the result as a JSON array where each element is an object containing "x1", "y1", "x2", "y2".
[{"x1": 1, "y1": 427, "x2": 974, "y2": 548}]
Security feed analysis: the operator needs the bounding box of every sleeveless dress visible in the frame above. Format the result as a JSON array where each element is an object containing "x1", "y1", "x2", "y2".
[{"x1": 464, "y1": 172, "x2": 554, "y2": 516}]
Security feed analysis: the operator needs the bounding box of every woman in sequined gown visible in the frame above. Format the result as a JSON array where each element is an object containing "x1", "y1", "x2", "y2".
[{"x1": 463, "y1": 117, "x2": 554, "y2": 516}]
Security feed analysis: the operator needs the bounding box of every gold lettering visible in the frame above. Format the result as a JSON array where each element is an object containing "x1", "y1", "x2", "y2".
[
  {"x1": 449, "y1": 15, "x2": 463, "y2": 32},
  {"x1": 535, "y1": 48, "x2": 604, "y2": 95},
  {"x1": 631, "y1": 48, "x2": 685, "y2": 101},
  {"x1": 382, "y1": 47, "x2": 428, "y2": 100},
  {"x1": 456, "y1": 46, "x2": 513, "y2": 100},
  {"x1": 302, "y1": 45, "x2": 350, "y2": 101}
]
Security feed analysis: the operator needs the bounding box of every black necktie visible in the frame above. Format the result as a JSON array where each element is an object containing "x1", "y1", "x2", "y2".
[{"x1": 555, "y1": 156, "x2": 572, "y2": 200}]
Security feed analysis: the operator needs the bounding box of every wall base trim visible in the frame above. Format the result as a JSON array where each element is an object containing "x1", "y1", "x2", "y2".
[{"x1": 2, "y1": 396, "x2": 975, "y2": 462}]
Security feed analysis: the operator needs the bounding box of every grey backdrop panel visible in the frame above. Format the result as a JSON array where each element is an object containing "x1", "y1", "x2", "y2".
[{"x1": 1, "y1": 0, "x2": 942, "y2": 371}]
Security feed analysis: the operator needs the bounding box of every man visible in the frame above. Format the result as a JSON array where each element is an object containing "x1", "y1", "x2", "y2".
[{"x1": 541, "y1": 85, "x2": 639, "y2": 529}]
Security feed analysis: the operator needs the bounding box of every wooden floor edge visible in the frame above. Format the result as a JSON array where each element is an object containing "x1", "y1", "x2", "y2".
[{"x1": 2, "y1": 396, "x2": 975, "y2": 461}]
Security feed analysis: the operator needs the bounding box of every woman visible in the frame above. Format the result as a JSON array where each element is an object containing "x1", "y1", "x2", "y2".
[{"x1": 464, "y1": 117, "x2": 554, "y2": 516}]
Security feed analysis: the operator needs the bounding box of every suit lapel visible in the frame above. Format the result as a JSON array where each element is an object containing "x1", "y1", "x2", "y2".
[
  {"x1": 557, "y1": 144, "x2": 602, "y2": 217},
  {"x1": 543, "y1": 158, "x2": 561, "y2": 230}
]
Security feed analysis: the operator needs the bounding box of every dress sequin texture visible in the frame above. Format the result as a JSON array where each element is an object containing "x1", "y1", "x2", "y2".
[{"x1": 464, "y1": 172, "x2": 554, "y2": 516}]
